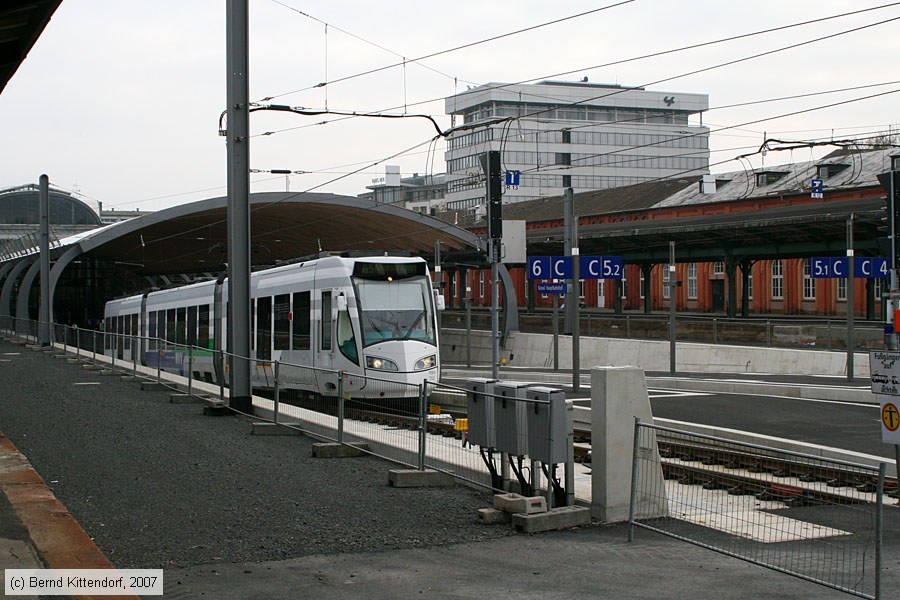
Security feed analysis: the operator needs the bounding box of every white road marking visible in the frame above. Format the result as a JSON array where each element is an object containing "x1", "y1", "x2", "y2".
[{"x1": 73, "y1": 382, "x2": 101, "y2": 386}]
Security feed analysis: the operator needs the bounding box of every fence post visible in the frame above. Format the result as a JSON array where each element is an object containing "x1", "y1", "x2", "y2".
[
  {"x1": 875, "y1": 462, "x2": 886, "y2": 599},
  {"x1": 156, "y1": 342, "x2": 162, "y2": 384},
  {"x1": 187, "y1": 344, "x2": 194, "y2": 399},
  {"x1": 766, "y1": 319, "x2": 772, "y2": 347},
  {"x1": 626, "y1": 315, "x2": 631, "y2": 337},
  {"x1": 417, "y1": 383, "x2": 427, "y2": 471},
  {"x1": 132, "y1": 335, "x2": 138, "y2": 375},
  {"x1": 273, "y1": 360, "x2": 280, "y2": 425},
  {"x1": 75, "y1": 328, "x2": 80, "y2": 357},
  {"x1": 111, "y1": 334, "x2": 116, "y2": 370},
  {"x1": 713, "y1": 318, "x2": 718, "y2": 344},
  {"x1": 827, "y1": 319, "x2": 833, "y2": 351},
  {"x1": 62, "y1": 326, "x2": 67, "y2": 354},
  {"x1": 337, "y1": 371, "x2": 344, "y2": 444},
  {"x1": 218, "y1": 350, "x2": 225, "y2": 402},
  {"x1": 93, "y1": 331, "x2": 97, "y2": 364},
  {"x1": 627, "y1": 417, "x2": 642, "y2": 543}
]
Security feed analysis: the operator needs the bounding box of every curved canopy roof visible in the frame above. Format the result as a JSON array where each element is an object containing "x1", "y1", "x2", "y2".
[{"x1": 25, "y1": 191, "x2": 481, "y2": 277}]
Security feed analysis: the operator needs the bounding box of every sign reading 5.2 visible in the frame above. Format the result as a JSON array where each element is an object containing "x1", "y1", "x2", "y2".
[{"x1": 528, "y1": 255, "x2": 623, "y2": 280}]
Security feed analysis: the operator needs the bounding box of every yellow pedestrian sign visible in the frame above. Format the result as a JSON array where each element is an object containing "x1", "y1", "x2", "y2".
[{"x1": 879, "y1": 396, "x2": 900, "y2": 444}]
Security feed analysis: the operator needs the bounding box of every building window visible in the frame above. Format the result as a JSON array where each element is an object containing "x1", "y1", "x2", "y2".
[
  {"x1": 540, "y1": 280, "x2": 548, "y2": 300},
  {"x1": 479, "y1": 270, "x2": 485, "y2": 298},
  {"x1": 874, "y1": 278, "x2": 884, "y2": 300},
  {"x1": 713, "y1": 261, "x2": 725, "y2": 275},
  {"x1": 597, "y1": 279, "x2": 606, "y2": 307},
  {"x1": 579, "y1": 279, "x2": 585, "y2": 299},
  {"x1": 662, "y1": 264, "x2": 671, "y2": 300},
  {"x1": 747, "y1": 269, "x2": 753, "y2": 300},
  {"x1": 803, "y1": 260, "x2": 816, "y2": 300},
  {"x1": 837, "y1": 277, "x2": 847, "y2": 301},
  {"x1": 771, "y1": 260, "x2": 783, "y2": 299},
  {"x1": 639, "y1": 269, "x2": 645, "y2": 299},
  {"x1": 687, "y1": 263, "x2": 698, "y2": 300}
]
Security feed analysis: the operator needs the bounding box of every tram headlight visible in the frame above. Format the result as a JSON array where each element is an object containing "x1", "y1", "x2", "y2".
[
  {"x1": 366, "y1": 355, "x2": 399, "y2": 371},
  {"x1": 415, "y1": 354, "x2": 437, "y2": 371}
]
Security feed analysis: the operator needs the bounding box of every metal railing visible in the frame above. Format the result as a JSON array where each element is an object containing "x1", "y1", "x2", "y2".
[{"x1": 629, "y1": 419, "x2": 890, "y2": 599}]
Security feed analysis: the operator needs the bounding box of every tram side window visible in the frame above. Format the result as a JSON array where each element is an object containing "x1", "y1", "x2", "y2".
[
  {"x1": 198, "y1": 305, "x2": 210, "y2": 349},
  {"x1": 124, "y1": 314, "x2": 131, "y2": 350},
  {"x1": 250, "y1": 299, "x2": 255, "y2": 351},
  {"x1": 148, "y1": 311, "x2": 157, "y2": 351},
  {"x1": 336, "y1": 309, "x2": 358, "y2": 364},
  {"x1": 274, "y1": 294, "x2": 290, "y2": 351},
  {"x1": 157, "y1": 310, "x2": 167, "y2": 346},
  {"x1": 321, "y1": 291, "x2": 332, "y2": 351},
  {"x1": 176, "y1": 307, "x2": 186, "y2": 346},
  {"x1": 166, "y1": 309, "x2": 176, "y2": 343},
  {"x1": 187, "y1": 305, "x2": 198, "y2": 347},
  {"x1": 257, "y1": 296, "x2": 272, "y2": 361},
  {"x1": 292, "y1": 291, "x2": 310, "y2": 350},
  {"x1": 131, "y1": 314, "x2": 138, "y2": 346}
]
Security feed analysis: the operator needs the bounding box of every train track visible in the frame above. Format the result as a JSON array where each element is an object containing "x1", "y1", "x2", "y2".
[{"x1": 343, "y1": 405, "x2": 900, "y2": 504}]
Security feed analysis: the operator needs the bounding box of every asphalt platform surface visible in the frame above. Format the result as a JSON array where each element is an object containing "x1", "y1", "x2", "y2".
[{"x1": 0, "y1": 337, "x2": 898, "y2": 599}]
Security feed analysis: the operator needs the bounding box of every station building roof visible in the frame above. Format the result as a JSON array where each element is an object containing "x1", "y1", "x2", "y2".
[{"x1": 2, "y1": 191, "x2": 482, "y2": 280}]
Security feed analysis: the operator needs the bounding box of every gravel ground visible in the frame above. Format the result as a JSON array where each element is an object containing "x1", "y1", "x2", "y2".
[{"x1": 0, "y1": 338, "x2": 514, "y2": 568}]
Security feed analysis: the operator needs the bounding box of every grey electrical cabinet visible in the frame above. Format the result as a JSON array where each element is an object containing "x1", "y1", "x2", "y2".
[
  {"x1": 465, "y1": 378, "x2": 498, "y2": 448},
  {"x1": 492, "y1": 381, "x2": 533, "y2": 456},
  {"x1": 524, "y1": 386, "x2": 570, "y2": 464}
]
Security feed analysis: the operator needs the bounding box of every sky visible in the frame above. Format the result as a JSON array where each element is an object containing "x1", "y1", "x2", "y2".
[{"x1": 1, "y1": 0, "x2": 899, "y2": 214}]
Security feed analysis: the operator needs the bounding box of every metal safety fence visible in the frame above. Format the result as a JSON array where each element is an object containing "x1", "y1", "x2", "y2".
[
  {"x1": 629, "y1": 419, "x2": 891, "y2": 599},
  {"x1": 0, "y1": 319, "x2": 574, "y2": 500}
]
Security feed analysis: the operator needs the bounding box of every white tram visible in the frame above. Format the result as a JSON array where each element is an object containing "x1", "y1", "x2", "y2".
[{"x1": 103, "y1": 255, "x2": 443, "y2": 398}]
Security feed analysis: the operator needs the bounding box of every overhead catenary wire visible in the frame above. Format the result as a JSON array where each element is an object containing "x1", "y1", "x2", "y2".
[
  {"x1": 253, "y1": 2, "x2": 900, "y2": 140},
  {"x1": 261, "y1": 0, "x2": 638, "y2": 101}
]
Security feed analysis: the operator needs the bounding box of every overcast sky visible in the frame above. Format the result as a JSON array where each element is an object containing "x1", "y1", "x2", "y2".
[{"x1": 1, "y1": 0, "x2": 898, "y2": 213}]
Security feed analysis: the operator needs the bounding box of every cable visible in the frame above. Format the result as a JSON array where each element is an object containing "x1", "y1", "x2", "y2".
[
  {"x1": 262, "y1": 1, "x2": 638, "y2": 100},
  {"x1": 255, "y1": 3, "x2": 900, "y2": 139},
  {"x1": 265, "y1": 0, "x2": 472, "y2": 89}
]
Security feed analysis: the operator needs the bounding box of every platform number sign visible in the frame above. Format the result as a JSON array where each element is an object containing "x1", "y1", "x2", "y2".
[
  {"x1": 528, "y1": 256, "x2": 623, "y2": 280},
  {"x1": 528, "y1": 256, "x2": 571, "y2": 280},
  {"x1": 811, "y1": 257, "x2": 887, "y2": 278}
]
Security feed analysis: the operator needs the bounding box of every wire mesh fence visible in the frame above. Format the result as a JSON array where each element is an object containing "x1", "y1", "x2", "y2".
[{"x1": 629, "y1": 420, "x2": 890, "y2": 599}]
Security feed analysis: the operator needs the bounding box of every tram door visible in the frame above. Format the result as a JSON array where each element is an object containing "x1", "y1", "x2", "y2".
[{"x1": 319, "y1": 290, "x2": 333, "y2": 370}]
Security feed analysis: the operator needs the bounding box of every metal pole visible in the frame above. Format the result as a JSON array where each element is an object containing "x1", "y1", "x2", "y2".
[
  {"x1": 669, "y1": 242, "x2": 676, "y2": 376},
  {"x1": 465, "y1": 298, "x2": 472, "y2": 368},
  {"x1": 157, "y1": 343, "x2": 162, "y2": 384},
  {"x1": 218, "y1": 350, "x2": 225, "y2": 401},
  {"x1": 491, "y1": 241, "x2": 500, "y2": 380},
  {"x1": 569, "y1": 187, "x2": 581, "y2": 393},
  {"x1": 434, "y1": 240, "x2": 441, "y2": 334},
  {"x1": 417, "y1": 384, "x2": 427, "y2": 470},
  {"x1": 627, "y1": 417, "x2": 642, "y2": 542},
  {"x1": 846, "y1": 215, "x2": 855, "y2": 382},
  {"x1": 875, "y1": 462, "x2": 885, "y2": 599},
  {"x1": 337, "y1": 371, "x2": 344, "y2": 444},
  {"x1": 273, "y1": 360, "x2": 280, "y2": 424},
  {"x1": 226, "y1": 0, "x2": 252, "y2": 412},
  {"x1": 552, "y1": 294, "x2": 559, "y2": 370},
  {"x1": 38, "y1": 175, "x2": 50, "y2": 347},
  {"x1": 188, "y1": 344, "x2": 194, "y2": 399},
  {"x1": 93, "y1": 331, "x2": 97, "y2": 364}
]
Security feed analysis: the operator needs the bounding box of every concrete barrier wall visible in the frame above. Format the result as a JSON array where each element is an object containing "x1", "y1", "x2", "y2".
[{"x1": 441, "y1": 328, "x2": 870, "y2": 377}]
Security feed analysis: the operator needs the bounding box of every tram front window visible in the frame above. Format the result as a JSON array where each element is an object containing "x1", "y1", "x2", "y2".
[{"x1": 354, "y1": 277, "x2": 435, "y2": 346}]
